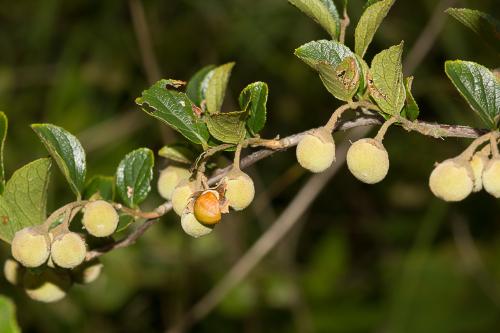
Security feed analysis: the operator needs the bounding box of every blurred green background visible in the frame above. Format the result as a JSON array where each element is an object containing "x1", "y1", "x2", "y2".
[{"x1": 0, "y1": 0, "x2": 499, "y2": 332}]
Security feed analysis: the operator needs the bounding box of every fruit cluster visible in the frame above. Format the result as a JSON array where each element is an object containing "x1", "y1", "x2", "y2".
[
  {"x1": 4, "y1": 200, "x2": 119, "y2": 302},
  {"x1": 158, "y1": 165, "x2": 255, "y2": 238}
]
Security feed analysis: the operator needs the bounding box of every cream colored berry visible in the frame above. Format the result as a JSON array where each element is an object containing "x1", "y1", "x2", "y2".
[
  {"x1": 181, "y1": 212, "x2": 213, "y2": 238},
  {"x1": 470, "y1": 153, "x2": 487, "y2": 192},
  {"x1": 347, "y1": 138, "x2": 389, "y2": 184},
  {"x1": 429, "y1": 159, "x2": 474, "y2": 202},
  {"x1": 296, "y1": 128, "x2": 335, "y2": 173},
  {"x1": 224, "y1": 170, "x2": 255, "y2": 211},
  {"x1": 157, "y1": 166, "x2": 191, "y2": 200},
  {"x1": 482, "y1": 158, "x2": 500, "y2": 198},
  {"x1": 3, "y1": 258, "x2": 24, "y2": 285},
  {"x1": 72, "y1": 259, "x2": 103, "y2": 284},
  {"x1": 11, "y1": 227, "x2": 50, "y2": 268},
  {"x1": 23, "y1": 269, "x2": 72, "y2": 303},
  {"x1": 51, "y1": 232, "x2": 87, "y2": 269},
  {"x1": 171, "y1": 180, "x2": 196, "y2": 216},
  {"x1": 82, "y1": 200, "x2": 119, "y2": 237}
]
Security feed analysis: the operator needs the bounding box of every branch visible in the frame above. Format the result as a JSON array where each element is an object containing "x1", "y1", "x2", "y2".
[{"x1": 85, "y1": 113, "x2": 488, "y2": 261}]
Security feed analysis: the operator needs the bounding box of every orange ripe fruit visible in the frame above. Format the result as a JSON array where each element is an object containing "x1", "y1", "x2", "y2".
[{"x1": 194, "y1": 191, "x2": 221, "y2": 225}]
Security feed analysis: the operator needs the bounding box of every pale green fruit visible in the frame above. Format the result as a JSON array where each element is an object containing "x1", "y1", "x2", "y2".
[
  {"x1": 171, "y1": 180, "x2": 195, "y2": 216},
  {"x1": 3, "y1": 258, "x2": 24, "y2": 285},
  {"x1": 224, "y1": 170, "x2": 255, "y2": 211},
  {"x1": 11, "y1": 228, "x2": 50, "y2": 268},
  {"x1": 347, "y1": 138, "x2": 389, "y2": 184},
  {"x1": 23, "y1": 269, "x2": 72, "y2": 303},
  {"x1": 157, "y1": 166, "x2": 191, "y2": 200},
  {"x1": 296, "y1": 128, "x2": 335, "y2": 173},
  {"x1": 72, "y1": 259, "x2": 103, "y2": 284},
  {"x1": 470, "y1": 153, "x2": 487, "y2": 192},
  {"x1": 51, "y1": 232, "x2": 87, "y2": 269},
  {"x1": 429, "y1": 159, "x2": 473, "y2": 202},
  {"x1": 483, "y1": 158, "x2": 500, "y2": 198},
  {"x1": 181, "y1": 212, "x2": 213, "y2": 238},
  {"x1": 82, "y1": 200, "x2": 119, "y2": 237}
]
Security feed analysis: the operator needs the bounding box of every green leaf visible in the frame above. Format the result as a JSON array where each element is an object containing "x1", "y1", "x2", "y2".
[
  {"x1": 369, "y1": 42, "x2": 406, "y2": 116},
  {"x1": 295, "y1": 40, "x2": 361, "y2": 101},
  {"x1": 0, "y1": 295, "x2": 21, "y2": 333},
  {"x1": 116, "y1": 214, "x2": 135, "y2": 233},
  {"x1": 186, "y1": 65, "x2": 215, "y2": 106},
  {"x1": 238, "y1": 82, "x2": 268, "y2": 135},
  {"x1": 116, "y1": 148, "x2": 154, "y2": 208},
  {"x1": 158, "y1": 144, "x2": 196, "y2": 164},
  {"x1": 445, "y1": 60, "x2": 500, "y2": 129},
  {"x1": 0, "y1": 158, "x2": 52, "y2": 243},
  {"x1": 401, "y1": 76, "x2": 420, "y2": 121},
  {"x1": 205, "y1": 62, "x2": 235, "y2": 114},
  {"x1": 206, "y1": 111, "x2": 248, "y2": 144},
  {"x1": 446, "y1": 8, "x2": 500, "y2": 54},
  {"x1": 83, "y1": 175, "x2": 115, "y2": 201},
  {"x1": 0, "y1": 112, "x2": 7, "y2": 194},
  {"x1": 136, "y1": 79, "x2": 210, "y2": 146},
  {"x1": 31, "y1": 124, "x2": 86, "y2": 198},
  {"x1": 354, "y1": 0, "x2": 394, "y2": 57},
  {"x1": 288, "y1": 0, "x2": 340, "y2": 39},
  {"x1": 317, "y1": 56, "x2": 360, "y2": 101},
  {"x1": 354, "y1": 54, "x2": 370, "y2": 97},
  {"x1": 295, "y1": 40, "x2": 354, "y2": 69}
]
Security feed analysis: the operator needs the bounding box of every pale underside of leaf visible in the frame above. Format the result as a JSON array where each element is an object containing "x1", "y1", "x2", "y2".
[
  {"x1": 205, "y1": 62, "x2": 235, "y2": 114},
  {"x1": 369, "y1": 42, "x2": 406, "y2": 116},
  {"x1": 354, "y1": 0, "x2": 394, "y2": 57},
  {"x1": 288, "y1": 0, "x2": 340, "y2": 39},
  {"x1": 206, "y1": 111, "x2": 248, "y2": 144},
  {"x1": 0, "y1": 158, "x2": 52, "y2": 243}
]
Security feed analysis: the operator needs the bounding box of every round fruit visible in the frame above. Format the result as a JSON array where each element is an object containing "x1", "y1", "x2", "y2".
[
  {"x1": 23, "y1": 269, "x2": 72, "y2": 303},
  {"x1": 157, "y1": 166, "x2": 191, "y2": 200},
  {"x1": 72, "y1": 259, "x2": 103, "y2": 284},
  {"x1": 224, "y1": 170, "x2": 255, "y2": 211},
  {"x1": 51, "y1": 232, "x2": 87, "y2": 269},
  {"x1": 194, "y1": 191, "x2": 221, "y2": 225},
  {"x1": 470, "y1": 152, "x2": 487, "y2": 192},
  {"x1": 181, "y1": 212, "x2": 213, "y2": 238},
  {"x1": 11, "y1": 228, "x2": 51, "y2": 268},
  {"x1": 82, "y1": 200, "x2": 119, "y2": 237},
  {"x1": 482, "y1": 158, "x2": 500, "y2": 198},
  {"x1": 347, "y1": 138, "x2": 389, "y2": 184},
  {"x1": 171, "y1": 180, "x2": 195, "y2": 216},
  {"x1": 3, "y1": 258, "x2": 24, "y2": 285},
  {"x1": 296, "y1": 128, "x2": 335, "y2": 173},
  {"x1": 429, "y1": 159, "x2": 474, "y2": 202}
]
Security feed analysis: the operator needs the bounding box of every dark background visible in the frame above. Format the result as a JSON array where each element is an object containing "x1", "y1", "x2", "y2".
[{"x1": 0, "y1": 0, "x2": 499, "y2": 332}]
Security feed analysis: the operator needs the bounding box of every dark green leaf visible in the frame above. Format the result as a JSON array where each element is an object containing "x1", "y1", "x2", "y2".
[
  {"x1": 0, "y1": 295, "x2": 21, "y2": 333},
  {"x1": 31, "y1": 124, "x2": 86, "y2": 198},
  {"x1": 0, "y1": 158, "x2": 52, "y2": 243},
  {"x1": 206, "y1": 111, "x2": 247, "y2": 144},
  {"x1": 116, "y1": 214, "x2": 135, "y2": 233},
  {"x1": 83, "y1": 175, "x2": 115, "y2": 201},
  {"x1": 401, "y1": 76, "x2": 420, "y2": 121},
  {"x1": 158, "y1": 144, "x2": 197, "y2": 164},
  {"x1": 445, "y1": 60, "x2": 500, "y2": 129},
  {"x1": 369, "y1": 42, "x2": 406, "y2": 115},
  {"x1": 0, "y1": 112, "x2": 7, "y2": 194},
  {"x1": 136, "y1": 79, "x2": 210, "y2": 146},
  {"x1": 238, "y1": 82, "x2": 268, "y2": 135},
  {"x1": 186, "y1": 65, "x2": 215, "y2": 106},
  {"x1": 205, "y1": 62, "x2": 235, "y2": 114},
  {"x1": 446, "y1": 8, "x2": 500, "y2": 54},
  {"x1": 288, "y1": 0, "x2": 340, "y2": 39},
  {"x1": 115, "y1": 148, "x2": 154, "y2": 207},
  {"x1": 355, "y1": 0, "x2": 395, "y2": 57}
]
